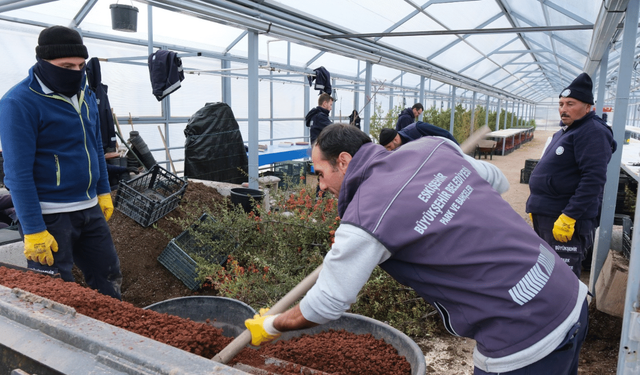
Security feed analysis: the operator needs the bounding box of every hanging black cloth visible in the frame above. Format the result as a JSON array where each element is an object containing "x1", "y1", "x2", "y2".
[
  {"x1": 184, "y1": 102, "x2": 248, "y2": 184},
  {"x1": 307, "y1": 66, "x2": 332, "y2": 95},
  {"x1": 86, "y1": 57, "x2": 116, "y2": 152},
  {"x1": 148, "y1": 50, "x2": 185, "y2": 101}
]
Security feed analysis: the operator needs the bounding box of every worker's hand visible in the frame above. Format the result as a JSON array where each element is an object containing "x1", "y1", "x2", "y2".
[
  {"x1": 98, "y1": 193, "x2": 114, "y2": 221},
  {"x1": 529, "y1": 213, "x2": 533, "y2": 222},
  {"x1": 245, "y1": 313, "x2": 281, "y2": 346},
  {"x1": 24, "y1": 230, "x2": 58, "y2": 266},
  {"x1": 553, "y1": 214, "x2": 576, "y2": 243},
  {"x1": 127, "y1": 167, "x2": 140, "y2": 174}
]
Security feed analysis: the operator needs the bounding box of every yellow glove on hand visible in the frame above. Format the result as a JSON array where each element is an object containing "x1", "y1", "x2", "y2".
[
  {"x1": 529, "y1": 213, "x2": 533, "y2": 222},
  {"x1": 245, "y1": 313, "x2": 281, "y2": 346},
  {"x1": 98, "y1": 194, "x2": 114, "y2": 221},
  {"x1": 553, "y1": 214, "x2": 576, "y2": 243},
  {"x1": 24, "y1": 230, "x2": 59, "y2": 266}
]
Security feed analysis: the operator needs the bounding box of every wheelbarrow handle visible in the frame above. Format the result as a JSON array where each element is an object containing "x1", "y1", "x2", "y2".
[{"x1": 212, "y1": 264, "x2": 324, "y2": 364}]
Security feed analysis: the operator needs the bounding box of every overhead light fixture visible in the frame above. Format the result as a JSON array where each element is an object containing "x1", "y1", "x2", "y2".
[{"x1": 110, "y1": 2, "x2": 138, "y2": 32}]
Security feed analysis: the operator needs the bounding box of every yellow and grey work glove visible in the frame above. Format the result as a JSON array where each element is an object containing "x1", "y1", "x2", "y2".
[
  {"x1": 529, "y1": 213, "x2": 533, "y2": 222},
  {"x1": 98, "y1": 193, "x2": 114, "y2": 221},
  {"x1": 245, "y1": 313, "x2": 281, "y2": 346},
  {"x1": 24, "y1": 230, "x2": 59, "y2": 266},
  {"x1": 553, "y1": 213, "x2": 576, "y2": 243}
]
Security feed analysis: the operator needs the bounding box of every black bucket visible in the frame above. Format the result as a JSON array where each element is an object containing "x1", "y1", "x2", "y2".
[
  {"x1": 143, "y1": 296, "x2": 256, "y2": 338},
  {"x1": 110, "y1": 3, "x2": 138, "y2": 32},
  {"x1": 129, "y1": 131, "x2": 157, "y2": 170},
  {"x1": 230, "y1": 188, "x2": 264, "y2": 213}
]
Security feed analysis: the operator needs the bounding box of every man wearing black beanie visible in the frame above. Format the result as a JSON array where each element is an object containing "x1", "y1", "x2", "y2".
[
  {"x1": 379, "y1": 121, "x2": 458, "y2": 151},
  {"x1": 526, "y1": 72, "x2": 617, "y2": 278},
  {"x1": 0, "y1": 26, "x2": 122, "y2": 299}
]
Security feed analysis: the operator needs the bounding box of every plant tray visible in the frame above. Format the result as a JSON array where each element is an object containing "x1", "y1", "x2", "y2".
[
  {"x1": 158, "y1": 213, "x2": 234, "y2": 290},
  {"x1": 114, "y1": 165, "x2": 187, "y2": 227}
]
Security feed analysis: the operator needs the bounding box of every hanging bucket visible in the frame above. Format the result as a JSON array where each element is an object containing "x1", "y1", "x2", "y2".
[
  {"x1": 230, "y1": 188, "x2": 264, "y2": 213},
  {"x1": 110, "y1": 3, "x2": 138, "y2": 32}
]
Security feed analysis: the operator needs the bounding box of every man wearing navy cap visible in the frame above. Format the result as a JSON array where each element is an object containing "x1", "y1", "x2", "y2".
[{"x1": 526, "y1": 72, "x2": 616, "y2": 278}]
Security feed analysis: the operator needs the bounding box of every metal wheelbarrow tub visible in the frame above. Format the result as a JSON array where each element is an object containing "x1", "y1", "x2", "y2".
[
  {"x1": 144, "y1": 296, "x2": 256, "y2": 338},
  {"x1": 276, "y1": 312, "x2": 426, "y2": 375}
]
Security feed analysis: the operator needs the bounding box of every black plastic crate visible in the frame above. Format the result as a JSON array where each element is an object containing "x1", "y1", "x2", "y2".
[
  {"x1": 114, "y1": 164, "x2": 187, "y2": 227},
  {"x1": 273, "y1": 161, "x2": 307, "y2": 189},
  {"x1": 158, "y1": 213, "x2": 235, "y2": 290},
  {"x1": 520, "y1": 168, "x2": 531, "y2": 184},
  {"x1": 274, "y1": 161, "x2": 306, "y2": 178}
]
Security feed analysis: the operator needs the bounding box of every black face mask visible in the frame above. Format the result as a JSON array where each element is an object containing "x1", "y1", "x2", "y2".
[{"x1": 33, "y1": 58, "x2": 86, "y2": 97}]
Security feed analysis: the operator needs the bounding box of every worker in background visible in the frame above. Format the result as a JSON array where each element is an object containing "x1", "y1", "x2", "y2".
[
  {"x1": 0, "y1": 26, "x2": 122, "y2": 299},
  {"x1": 526, "y1": 72, "x2": 616, "y2": 279},
  {"x1": 395, "y1": 103, "x2": 423, "y2": 131},
  {"x1": 305, "y1": 93, "x2": 334, "y2": 144},
  {"x1": 379, "y1": 121, "x2": 458, "y2": 151},
  {"x1": 348, "y1": 109, "x2": 360, "y2": 129},
  {"x1": 246, "y1": 123, "x2": 588, "y2": 375}
]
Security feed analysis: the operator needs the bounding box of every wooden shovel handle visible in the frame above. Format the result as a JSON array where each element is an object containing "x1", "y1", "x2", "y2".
[
  {"x1": 212, "y1": 264, "x2": 324, "y2": 364},
  {"x1": 460, "y1": 125, "x2": 492, "y2": 155}
]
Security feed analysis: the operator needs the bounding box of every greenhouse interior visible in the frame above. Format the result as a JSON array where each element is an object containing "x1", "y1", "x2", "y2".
[{"x1": 1, "y1": 0, "x2": 640, "y2": 374}]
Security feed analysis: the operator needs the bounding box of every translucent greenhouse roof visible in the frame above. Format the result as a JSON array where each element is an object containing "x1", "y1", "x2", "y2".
[{"x1": 0, "y1": 0, "x2": 634, "y2": 105}]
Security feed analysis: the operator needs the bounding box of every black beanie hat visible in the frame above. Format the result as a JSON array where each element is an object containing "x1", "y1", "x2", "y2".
[
  {"x1": 379, "y1": 128, "x2": 398, "y2": 146},
  {"x1": 35, "y1": 26, "x2": 88, "y2": 60},
  {"x1": 559, "y1": 73, "x2": 594, "y2": 105}
]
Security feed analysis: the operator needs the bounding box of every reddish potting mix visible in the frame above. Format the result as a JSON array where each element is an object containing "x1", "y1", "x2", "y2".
[{"x1": 0, "y1": 267, "x2": 412, "y2": 375}]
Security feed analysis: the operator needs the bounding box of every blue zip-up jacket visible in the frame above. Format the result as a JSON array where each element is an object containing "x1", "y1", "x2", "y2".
[
  {"x1": 400, "y1": 121, "x2": 458, "y2": 145},
  {"x1": 0, "y1": 66, "x2": 110, "y2": 234},
  {"x1": 526, "y1": 111, "x2": 616, "y2": 219},
  {"x1": 395, "y1": 107, "x2": 415, "y2": 131},
  {"x1": 337, "y1": 138, "x2": 581, "y2": 362}
]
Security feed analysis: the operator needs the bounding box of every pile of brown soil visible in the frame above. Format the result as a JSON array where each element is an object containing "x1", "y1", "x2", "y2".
[
  {"x1": 0, "y1": 266, "x2": 411, "y2": 375},
  {"x1": 104, "y1": 182, "x2": 226, "y2": 307}
]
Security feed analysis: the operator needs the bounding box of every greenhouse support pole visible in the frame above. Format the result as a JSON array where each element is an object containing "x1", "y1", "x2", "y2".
[
  {"x1": 469, "y1": 91, "x2": 477, "y2": 135},
  {"x1": 354, "y1": 60, "x2": 361, "y2": 116},
  {"x1": 615, "y1": 0, "x2": 640, "y2": 368},
  {"x1": 331, "y1": 78, "x2": 337, "y2": 121},
  {"x1": 596, "y1": 47, "x2": 609, "y2": 117},
  {"x1": 594, "y1": 0, "x2": 638, "y2": 301},
  {"x1": 247, "y1": 30, "x2": 259, "y2": 190},
  {"x1": 147, "y1": 5, "x2": 153, "y2": 56},
  {"x1": 363, "y1": 61, "x2": 373, "y2": 134},
  {"x1": 222, "y1": 59, "x2": 232, "y2": 106},
  {"x1": 431, "y1": 80, "x2": 436, "y2": 109},
  {"x1": 389, "y1": 88, "x2": 394, "y2": 113},
  {"x1": 304, "y1": 77, "x2": 310, "y2": 141},
  {"x1": 449, "y1": 86, "x2": 456, "y2": 135},
  {"x1": 503, "y1": 100, "x2": 509, "y2": 130},
  {"x1": 419, "y1": 76, "x2": 425, "y2": 122},
  {"x1": 495, "y1": 99, "x2": 501, "y2": 131},
  {"x1": 269, "y1": 71, "x2": 274, "y2": 145},
  {"x1": 614, "y1": 11, "x2": 640, "y2": 373},
  {"x1": 510, "y1": 101, "x2": 515, "y2": 128},
  {"x1": 485, "y1": 96, "x2": 490, "y2": 128}
]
